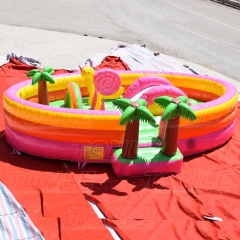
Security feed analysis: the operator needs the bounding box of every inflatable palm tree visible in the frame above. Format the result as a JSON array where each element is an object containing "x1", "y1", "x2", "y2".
[
  {"x1": 113, "y1": 98, "x2": 156, "y2": 159},
  {"x1": 27, "y1": 67, "x2": 55, "y2": 105},
  {"x1": 154, "y1": 96, "x2": 197, "y2": 156}
]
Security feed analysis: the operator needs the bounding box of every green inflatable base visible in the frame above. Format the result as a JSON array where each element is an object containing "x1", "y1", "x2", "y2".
[{"x1": 112, "y1": 147, "x2": 183, "y2": 178}]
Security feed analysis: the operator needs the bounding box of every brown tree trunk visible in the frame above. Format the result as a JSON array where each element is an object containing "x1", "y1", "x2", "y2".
[
  {"x1": 161, "y1": 115, "x2": 180, "y2": 156},
  {"x1": 122, "y1": 120, "x2": 139, "y2": 159},
  {"x1": 158, "y1": 119, "x2": 167, "y2": 141},
  {"x1": 38, "y1": 79, "x2": 49, "y2": 105}
]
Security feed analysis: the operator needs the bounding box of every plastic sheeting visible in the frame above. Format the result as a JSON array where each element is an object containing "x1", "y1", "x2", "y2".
[
  {"x1": 0, "y1": 181, "x2": 44, "y2": 239},
  {"x1": 86, "y1": 44, "x2": 193, "y2": 73}
]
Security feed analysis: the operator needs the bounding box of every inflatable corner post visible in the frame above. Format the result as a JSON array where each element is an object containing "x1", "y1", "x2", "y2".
[
  {"x1": 26, "y1": 66, "x2": 55, "y2": 105},
  {"x1": 111, "y1": 96, "x2": 196, "y2": 178},
  {"x1": 154, "y1": 96, "x2": 197, "y2": 156},
  {"x1": 3, "y1": 68, "x2": 238, "y2": 178},
  {"x1": 112, "y1": 98, "x2": 156, "y2": 159}
]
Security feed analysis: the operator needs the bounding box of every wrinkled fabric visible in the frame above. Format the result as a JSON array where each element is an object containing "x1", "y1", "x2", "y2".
[
  {"x1": 7, "y1": 53, "x2": 41, "y2": 67},
  {"x1": 0, "y1": 60, "x2": 112, "y2": 240},
  {"x1": 71, "y1": 104, "x2": 240, "y2": 240},
  {"x1": 95, "y1": 56, "x2": 130, "y2": 71},
  {"x1": 0, "y1": 53, "x2": 41, "y2": 67},
  {"x1": 0, "y1": 182, "x2": 45, "y2": 240},
  {"x1": 1, "y1": 59, "x2": 240, "y2": 239},
  {"x1": 86, "y1": 44, "x2": 193, "y2": 73}
]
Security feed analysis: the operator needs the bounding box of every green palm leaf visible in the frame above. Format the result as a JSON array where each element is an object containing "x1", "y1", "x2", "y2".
[
  {"x1": 136, "y1": 99, "x2": 147, "y2": 107},
  {"x1": 177, "y1": 96, "x2": 188, "y2": 103},
  {"x1": 120, "y1": 106, "x2": 136, "y2": 126},
  {"x1": 136, "y1": 105, "x2": 156, "y2": 125},
  {"x1": 150, "y1": 121, "x2": 159, "y2": 128},
  {"x1": 32, "y1": 72, "x2": 42, "y2": 86},
  {"x1": 154, "y1": 96, "x2": 172, "y2": 109},
  {"x1": 161, "y1": 102, "x2": 177, "y2": 121},
  {"x1": 43, "y1": 67, "x2": 54, "y2": 74},
  {"x1": 178, "y1": 102, "x2": 197, "y2": 121},
  {"x1": 27, "y1": 69, "x2": 39, "y2": 77},
  {"x1": 41, "y1": 72, "x2": 55, "y2": 84},
  {"x1": 113, "y1": 98, "x2": 131, "y2": 112}
]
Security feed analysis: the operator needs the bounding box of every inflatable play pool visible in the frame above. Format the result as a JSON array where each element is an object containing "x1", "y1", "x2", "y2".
[{"x1": 3, "y1": 67, "x2": 238, "y2": 177}]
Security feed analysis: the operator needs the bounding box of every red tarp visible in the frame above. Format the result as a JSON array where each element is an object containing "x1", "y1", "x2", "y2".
[
  {"x1": 1, "y1": 59, "x2": 240, "y2": 239},
  {"x1": 0, "y1": 59, "x2": 112, "y2": 240},
  {"x1": 94, "y1": 56, "x2": 131, "y2": 71}
]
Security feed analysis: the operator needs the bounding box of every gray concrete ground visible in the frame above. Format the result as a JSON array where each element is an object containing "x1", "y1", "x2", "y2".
[
  {"x1": 0, "y1": 24, "x2": 126, "y2": 69},
  {"x1": 0, "y1": 0, "x2": 239, "y2": 82},
  {"x1": 1, "y1": 23, "x2": 240, "y2": 93}
]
